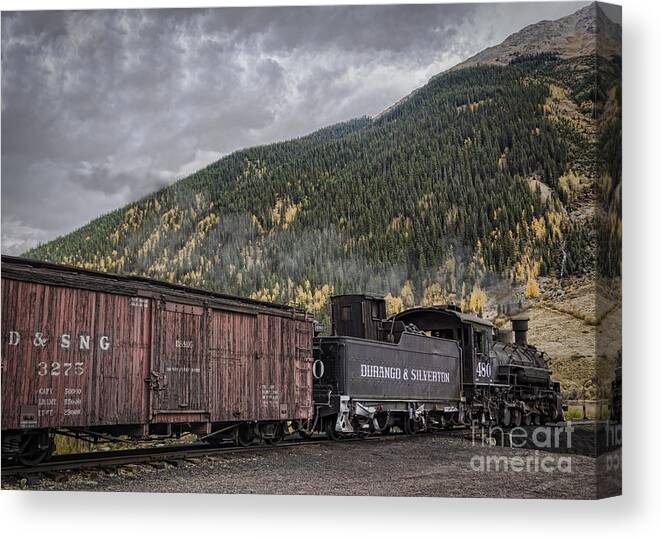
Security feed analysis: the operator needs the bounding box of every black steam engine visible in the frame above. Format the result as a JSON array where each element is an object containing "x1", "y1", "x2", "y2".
[{"x1": 311, "y1": 295, "x2": 563, "y2": 437}]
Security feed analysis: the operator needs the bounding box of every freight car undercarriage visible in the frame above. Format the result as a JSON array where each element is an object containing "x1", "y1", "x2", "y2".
[{"x1": 2, "y1": 419, "x2": 302, "y2": 465}]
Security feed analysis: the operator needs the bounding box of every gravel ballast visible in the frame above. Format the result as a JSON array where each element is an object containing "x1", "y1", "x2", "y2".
[{"x1": 3, "y1": 433, "x2": 621, "y2": 499}]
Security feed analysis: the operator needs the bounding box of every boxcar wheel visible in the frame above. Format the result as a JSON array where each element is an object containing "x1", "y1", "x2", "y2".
[
  {"x1": 18, "y1": 432, "x2": 54, "y2": 466},
  {"x1": 265, "y1": 423, "x2": 285, "y2": 446},
  {"x1": 233, "y1": 424, "x2": 255, "y2": 447}
]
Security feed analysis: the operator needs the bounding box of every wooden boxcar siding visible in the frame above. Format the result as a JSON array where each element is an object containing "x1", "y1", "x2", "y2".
[
  {"x1": 1, "y1": 278, "x2": 151, "y2": 430},
  {"x1": 207, "y1": 310, "x2": 313, "y2": 422},
  {"x1": 261, "y1": 314, "x2": 313, "y2": 422},
  {"x1": 294, "y1": 316, "x2": 314, "y2": 420},
  {"x1": 2, "y1": 256, "x2": 315, "y2": 432},
  {"x1": 208, "y1": 310, "x2": 255, "y2": 421}
]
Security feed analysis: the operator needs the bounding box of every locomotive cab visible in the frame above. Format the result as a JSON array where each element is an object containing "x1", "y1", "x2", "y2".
[{"x1": 392, "y1": 305, "x2": 495, "y2": 387}]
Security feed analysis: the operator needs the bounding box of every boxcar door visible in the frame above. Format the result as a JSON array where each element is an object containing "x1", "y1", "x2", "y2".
[
  {"x1": 208, "y1": 310, "x2": 257, "y2": 422},
  {"x1": 152, "y1": 301, "x2": 208, "y2": 415}
]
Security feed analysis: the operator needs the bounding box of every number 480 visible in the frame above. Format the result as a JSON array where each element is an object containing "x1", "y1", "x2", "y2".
[{"x1": 476, "y1": 362, "x2": 492, "y2": 378}]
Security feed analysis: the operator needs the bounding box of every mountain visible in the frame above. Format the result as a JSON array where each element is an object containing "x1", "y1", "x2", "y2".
[
  {"x1": 25, "y1": 3, "x2": 621, "y2": 323},
  {"x1": 453, "y1": 2, "x2": 621, "y2": 70}
]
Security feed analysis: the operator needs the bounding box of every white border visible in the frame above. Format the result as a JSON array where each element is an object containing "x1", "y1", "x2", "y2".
[{"x1": 2, "y1": 0, "x2": 659, "y2": 537}]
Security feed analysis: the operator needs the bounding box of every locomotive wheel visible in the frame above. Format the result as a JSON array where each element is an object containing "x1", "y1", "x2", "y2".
[
  {"x1": 551, "y1": 395, "x2": 564, "y2": 422},
  {"x1": 233, "y1": 424, "x2": 255, "y2": 447},
  {"x1": 546, "y1": 404, "x2": 558, "y2": 424},
  {"x1": 511, "y1": 409, "x2": 522, "y2": 427},
  {"x1": 18, "y1": 432, "x2": 54, "y2": 466},
  {"x1": 500, "y1": 407, "x2": 511, "y2": 428}
]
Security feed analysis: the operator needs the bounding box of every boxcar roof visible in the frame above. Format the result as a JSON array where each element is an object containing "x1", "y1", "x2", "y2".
[{"x1": 1, "y1": 255, "x2": 310, "y2": 319}]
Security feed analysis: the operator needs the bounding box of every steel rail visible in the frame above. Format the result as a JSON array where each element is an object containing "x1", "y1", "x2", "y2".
[{"x1": 1, "y1": 432, "x2": 413, "y2": 477}]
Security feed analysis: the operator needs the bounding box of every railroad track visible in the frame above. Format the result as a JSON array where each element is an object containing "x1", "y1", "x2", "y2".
[
  {"x1": 3, "y1": 422, "x2": 598, "y2": 478},
  {"x1": 1, "y1": 431, "x2": 420, "y2": 477}
]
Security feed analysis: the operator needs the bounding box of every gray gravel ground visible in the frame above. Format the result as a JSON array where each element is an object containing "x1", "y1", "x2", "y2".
[{"x1": 3, "y1": 434, "x2": 621, "y2": 499}]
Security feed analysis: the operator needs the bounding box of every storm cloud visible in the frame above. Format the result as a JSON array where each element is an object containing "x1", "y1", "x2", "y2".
[{"x1": 1, "y1": 2, "x2": 587, "y2": 254}]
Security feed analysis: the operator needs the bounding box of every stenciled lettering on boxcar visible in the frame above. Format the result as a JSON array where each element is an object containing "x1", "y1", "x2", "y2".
[
  {"x1": 2, "y1": 276, "x2": 153, "y2": 430},
  {"x1": 261, "y1": 384, "x2": 280, "y2": 406},
  {"x1": 165, "y1": 366, "x2": 202, "y2": 374},
  {"x1": 129, "y1": 297, "x2": 149, "y2": 308},
  {"x1": 5, "y1": 330, "x2": 111, "y2": 381},
  {"x1": 4, "y1": 328, "x2": 113, "y2": 420},
  {"x1": 6, "y1": 330, "x2": 112, "y2": 352}
]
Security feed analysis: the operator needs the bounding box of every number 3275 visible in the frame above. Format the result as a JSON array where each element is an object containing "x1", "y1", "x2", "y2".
[{"x1": 37, "y1": 362, "x2": 85, "y2": 376}]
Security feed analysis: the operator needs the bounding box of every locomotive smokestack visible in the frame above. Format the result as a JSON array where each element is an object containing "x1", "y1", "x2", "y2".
[{"x1": 511, "y1": 315, "x2": 529, "y2": 346}]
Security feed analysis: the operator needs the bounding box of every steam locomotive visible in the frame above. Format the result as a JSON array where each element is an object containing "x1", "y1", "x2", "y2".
[{"x1": 311, "y1": 295, "x2": 564, "y2": 438}]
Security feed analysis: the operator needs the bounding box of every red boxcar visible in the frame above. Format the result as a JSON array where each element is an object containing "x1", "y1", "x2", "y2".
[{"x1": 1, "y1": 256, "x2": 313, "y2": 462}]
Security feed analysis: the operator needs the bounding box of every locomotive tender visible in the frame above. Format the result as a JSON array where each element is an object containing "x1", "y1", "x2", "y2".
[{"x1": 1, "y1": 256, "x2": 562, "y2": 464}]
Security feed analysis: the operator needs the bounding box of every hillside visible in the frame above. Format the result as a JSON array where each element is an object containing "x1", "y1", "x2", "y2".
[{"x1": 25, "y1": 3, "x2": 621, "y2": 330}]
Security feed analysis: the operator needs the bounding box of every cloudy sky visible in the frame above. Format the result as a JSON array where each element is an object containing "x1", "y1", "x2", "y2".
[{"x1": 1, "y1": 1, "x2": 587, "y2": 254}]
